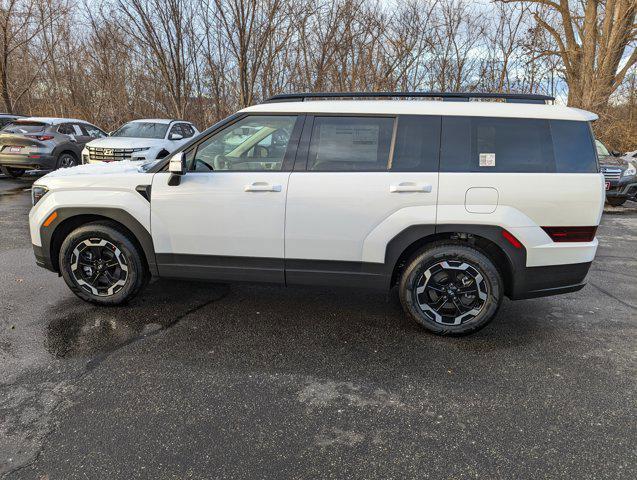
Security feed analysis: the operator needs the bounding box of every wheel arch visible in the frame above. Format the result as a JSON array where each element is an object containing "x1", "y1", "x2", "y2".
[
  {"x1": 386, "y1": 224, "x2": 526, "y2": 297},
  {"x1": 42, "y1": 208, "x2": 157, "y2": 275}
]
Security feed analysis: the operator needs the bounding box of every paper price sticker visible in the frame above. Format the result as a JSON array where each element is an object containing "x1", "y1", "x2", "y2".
[{"x1": 479, "y1": 153, "x2": 496, "y2": 167}]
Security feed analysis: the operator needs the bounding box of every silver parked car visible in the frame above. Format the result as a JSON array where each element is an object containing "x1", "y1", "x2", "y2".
[{"x1": 0, "y1": 117, "x2": 106, "y2": 177}]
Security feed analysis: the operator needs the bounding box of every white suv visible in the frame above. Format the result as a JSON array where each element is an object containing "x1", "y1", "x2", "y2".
[
  {"x1": 29, "y1": 92, "x2": 604, "y2": 335},
  {"x1": 82, "y1": 119, "x2": 198, "y2": 164}
]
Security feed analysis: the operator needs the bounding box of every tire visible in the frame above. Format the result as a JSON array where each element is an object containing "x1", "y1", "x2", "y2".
[
  {"x1": 56, "y1": 152, "x2": 78, "y2": 169},
  {"x1": 0, "y1": 166, "x2": 26, "y2": 178},
  {"x1": 399, "y1": 242, "x2": 503, "y2": 335},
  {"x1": 606, "y1": 197, "x2": 626, "y2": 207},
  {"x1": 59, "y1": 222, "x2": 149, "y2": 305}
]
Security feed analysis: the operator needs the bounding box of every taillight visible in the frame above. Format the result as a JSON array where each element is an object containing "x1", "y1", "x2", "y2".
[
  {"x1": 27, "y1": 134, "x2": 54, "y2": 141},
  {"x1": 542, "y1": 226, "x2": 597, "y2": 242}
]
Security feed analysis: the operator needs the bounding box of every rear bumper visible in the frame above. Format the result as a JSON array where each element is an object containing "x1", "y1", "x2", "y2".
[
  {"x1": 0, "y1": 153, "x2": 56, "y2": 170},
  {"x1": 508, "y1": 261, "x2": 591, "y2": 300}
]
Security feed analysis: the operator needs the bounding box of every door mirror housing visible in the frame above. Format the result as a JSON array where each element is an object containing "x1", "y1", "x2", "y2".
[
  {"x1": 169, "y1": 133, "x2": 183, "y2": 141},
  {"x1": 169, "y1": 152, "x2": 186, "y2": 174},
  {"x1": 168, "y1": 152, "x2": 186, "y2": 185},
  {"x1": 611, "y1": 150, "x2": 621, "y2": 157}
]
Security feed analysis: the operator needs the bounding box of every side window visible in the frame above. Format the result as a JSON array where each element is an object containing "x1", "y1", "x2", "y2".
[
  {"x1": 81, "y1": 124, "x2": 105, "y2": 138},
  {"x1": 391, "y1": 116, "x2": 440, "y2": 172},
  {"x1": 188, "y1": 115, "x2": 297, "y2": 171},
  {"x1": 58, "y1": 123, "x2": 75, "y2": 135},
  {"x1": 181, "y1": 123, "x2": 195, "y2": 138},
  {"x1": 307, "y1": 117, "x2": 393, "y2": 171},
  {"x1": 550, "y1": 120, "x2": 598, "y2": 173},
  {"x1": 168, "y1": 123, "x2": 183, "y2": 138},
  {"x1": 72, "y1": 124, "x2": 84, "y2": 136},
  {"x1": 440, "y1": 117, "x2": 555, "y2": 173}
]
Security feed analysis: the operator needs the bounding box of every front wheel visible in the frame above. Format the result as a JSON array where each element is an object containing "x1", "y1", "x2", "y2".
[
  {"x1": 0, "y1": 166, "x2": 26, "y2": 177},
  {"x1": 59, "y1": 222, "x2": 149, "y2": 305},
  {"x1": 399, "y1": 242, "x2": 503, "y2": 335}
]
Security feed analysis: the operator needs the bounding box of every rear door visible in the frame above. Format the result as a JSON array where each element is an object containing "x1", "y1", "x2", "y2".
[{"x1": 284, "y1": 115, "x2": 441, "y2": 286}]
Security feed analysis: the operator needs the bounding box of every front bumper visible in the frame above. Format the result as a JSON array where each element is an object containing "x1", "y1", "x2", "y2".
[
  {"x1": 0, "y1": 153, "x2": 57, "y2": 170},
  {"x1": 606, "y1": 177, "x2": 637, "y2": 200}
]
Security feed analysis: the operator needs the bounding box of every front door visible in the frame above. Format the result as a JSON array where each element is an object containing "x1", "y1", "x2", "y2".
[{"x1": 151, "y1": 114, "x2": 302, "y2": 283}]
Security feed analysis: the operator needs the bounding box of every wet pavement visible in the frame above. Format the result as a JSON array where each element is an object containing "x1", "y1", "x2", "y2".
[{"x1": 0, "y1": 175, "x2": 635, "y2": 479}]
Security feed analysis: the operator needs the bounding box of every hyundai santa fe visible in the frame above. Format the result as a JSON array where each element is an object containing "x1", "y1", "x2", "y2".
[{"x1": 28, "y1": 92, "x2": 604, "y2": 335}]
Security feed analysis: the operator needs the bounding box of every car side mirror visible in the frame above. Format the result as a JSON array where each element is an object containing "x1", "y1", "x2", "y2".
[
  {"x1": 611, "y1": 150, "x2": 621, "y2": 157},
  {"x1": 169, "y1": 133, "x2": 183, "y2": 141},
  {"x1": 168, "y1": 152, "x2": 186, "y2": 186}
]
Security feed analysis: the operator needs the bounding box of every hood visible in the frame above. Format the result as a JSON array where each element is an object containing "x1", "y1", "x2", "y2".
[
  {"x1": 600, "y1": 155, "x2": 631, "y2": 169},
  {"x1": 86, "y1": 136, "x2": 167, "y2": 149},
  {"x1": 44, "y1": 160, "x2": 152, "y2": 178}
]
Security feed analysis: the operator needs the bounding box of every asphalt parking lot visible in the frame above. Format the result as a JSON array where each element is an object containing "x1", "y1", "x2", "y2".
[{"x1": 0, "y1": 175, "x2": 635, "y2": 479}]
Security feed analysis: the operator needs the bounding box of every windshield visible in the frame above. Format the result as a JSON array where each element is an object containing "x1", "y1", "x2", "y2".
[
  {"x1": 1, "y1": 122, "x2": 46, "y2": 134},
  {"x1": 595, "y1": 140, "x2": 610, "y2": 157},
  {"x1": 112, "y1": 122, "x2": 168, "y2": 139}
]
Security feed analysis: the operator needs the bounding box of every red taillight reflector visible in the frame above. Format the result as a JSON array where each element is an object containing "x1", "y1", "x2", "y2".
[
  {"x1": 501, "y1": 229, "x2": 523, "y2": 249},
  {"x1": 542, "y1": 226, "x2": 597, "y2": 242},
  {"x1": 27, "y1": 134, "x2": 54, "y2": 141}
]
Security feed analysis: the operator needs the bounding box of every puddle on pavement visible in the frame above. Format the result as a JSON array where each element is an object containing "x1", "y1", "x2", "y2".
[{"x1": 46, "y1": 279, "x2": 229, "y2": 358}]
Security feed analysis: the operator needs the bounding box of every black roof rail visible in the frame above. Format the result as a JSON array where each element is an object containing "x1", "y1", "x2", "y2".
[{"x1": 265, "y1": 91, "x2": 554, "y2": 105}]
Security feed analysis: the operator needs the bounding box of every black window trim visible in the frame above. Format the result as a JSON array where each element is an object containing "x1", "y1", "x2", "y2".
[
  {"x1": 295, "y1": 113, "x2": 399, "y2": 173},
  {"x1": 161, "y1": 113, "x2": 306, "y2": 173}
]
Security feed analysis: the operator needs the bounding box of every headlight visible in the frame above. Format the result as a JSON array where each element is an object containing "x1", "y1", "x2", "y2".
[
  {"x1": 32, "y1": 186, "x2": 49, "y2": 206},
  {"x1": 623, "y1": 163, "x2": 636, "y2": 177}
]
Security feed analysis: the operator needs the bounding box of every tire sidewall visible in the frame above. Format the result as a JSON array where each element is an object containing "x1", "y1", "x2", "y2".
[
  {"x1": 57, "y1": 153, "x2": 78, "y2": 169},
  {"x1": 59, "y1": 223, "x2": 145, "y2": 305},
  {"x1": 0, "y1": 166, "x2": 26, "y2": 177},
  {"x1": 400, "y1": 244, "x2": 502, "y2": 335}
]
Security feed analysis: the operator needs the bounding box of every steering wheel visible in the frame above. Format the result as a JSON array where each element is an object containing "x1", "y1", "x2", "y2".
[{"x1": 193, "y1": 158, "x2": 214, "y2": 171}]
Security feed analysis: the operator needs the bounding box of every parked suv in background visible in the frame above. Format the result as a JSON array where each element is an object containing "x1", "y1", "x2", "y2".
[
  {"x1": 0, "y1": 113, "x2": 24, "y2": 129},
  {"x1": 29, "y1": 92, "x2": 604, "y2": 335},
  {"x1": 82, "y1": 119, "x2": 198, "y2": 164},
  {"x1": 0, "y1": 117, "x2": 105, "y2": 177},
  {"x1": 597, "y1": 140, "x2": 637, "y2": 206}
]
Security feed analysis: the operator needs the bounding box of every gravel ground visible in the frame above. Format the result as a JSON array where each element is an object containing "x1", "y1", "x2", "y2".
[{"x1": 0, "y1": 175, "x2": 635, "y2": 479}]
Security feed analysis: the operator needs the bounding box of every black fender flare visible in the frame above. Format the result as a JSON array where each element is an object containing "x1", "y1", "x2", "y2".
[{"x1": 38, "y1": 207, "x2": 158, "y2": 275}]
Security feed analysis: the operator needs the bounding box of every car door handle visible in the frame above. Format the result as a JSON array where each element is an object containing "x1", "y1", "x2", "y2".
[
  {"x1": 244, "y1": 182, "x2": 282, "y2": 192},
  {"x1": 390, "y1": 183, "x2": 432, "y2": 193}
]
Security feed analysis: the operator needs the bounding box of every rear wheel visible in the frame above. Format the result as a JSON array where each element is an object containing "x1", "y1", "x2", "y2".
[
  {"x1": 399, "y1": 242, "x2": 503, "y2": 335},
  {"x1": 59, "y1": 222, "x2": 148, "y2": 305},
  {"x1": 56, "y1": 152, "x2": 78, "y2": 169},
  {"x1": 0, "y1": 166, "x2": 26, "y2": 178},
  {"x1": 606, "y1": 197, "x2": 626, "y2": 207}
]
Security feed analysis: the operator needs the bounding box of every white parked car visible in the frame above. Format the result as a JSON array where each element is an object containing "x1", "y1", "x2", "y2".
[
  {"x1": 29, "y1": 92, "x2": 604, "y2": 335},
  {"x1": 81, "y1": 119, "x2": 198, "y2": 164}
]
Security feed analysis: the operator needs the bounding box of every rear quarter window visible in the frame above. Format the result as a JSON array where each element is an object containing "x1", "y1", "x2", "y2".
[{"x1": 550, "y1": 120, "x2": 598, "y2": 173}]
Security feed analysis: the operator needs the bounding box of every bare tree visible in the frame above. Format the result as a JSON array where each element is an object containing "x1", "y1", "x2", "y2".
[{"x1": 502, "y1": 0, "x2": 637, "y2": 110}]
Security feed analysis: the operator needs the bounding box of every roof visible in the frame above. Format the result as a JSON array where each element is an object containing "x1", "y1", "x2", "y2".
[
  {"x1": 18, "y1": 117, "x2": 89, "y2": 125},
  {"x1": 128, "y1": 118, "x2": 183, "y2": 124},
  {"x1": 241, "y1": 100, "x2": 598, "y2": 122}
]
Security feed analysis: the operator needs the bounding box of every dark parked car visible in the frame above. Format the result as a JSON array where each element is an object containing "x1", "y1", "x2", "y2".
[
  {"x1": 0, "y1": 113, "x2": 24, "y2": 129},
  {"x1": 597, "y1": 140, "x2": 637, "y2": 207},
  {"x1": 0, "y1": 117, "x2": 106, "y2": 177}
]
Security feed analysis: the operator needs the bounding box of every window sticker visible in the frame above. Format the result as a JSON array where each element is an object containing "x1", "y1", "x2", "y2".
[
  {"x1": 318, "y1": 124, "x2": 380, "y2": 163},
  {"x1": 479, "y1": 153, "x2": 496, "y2": 167}
]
